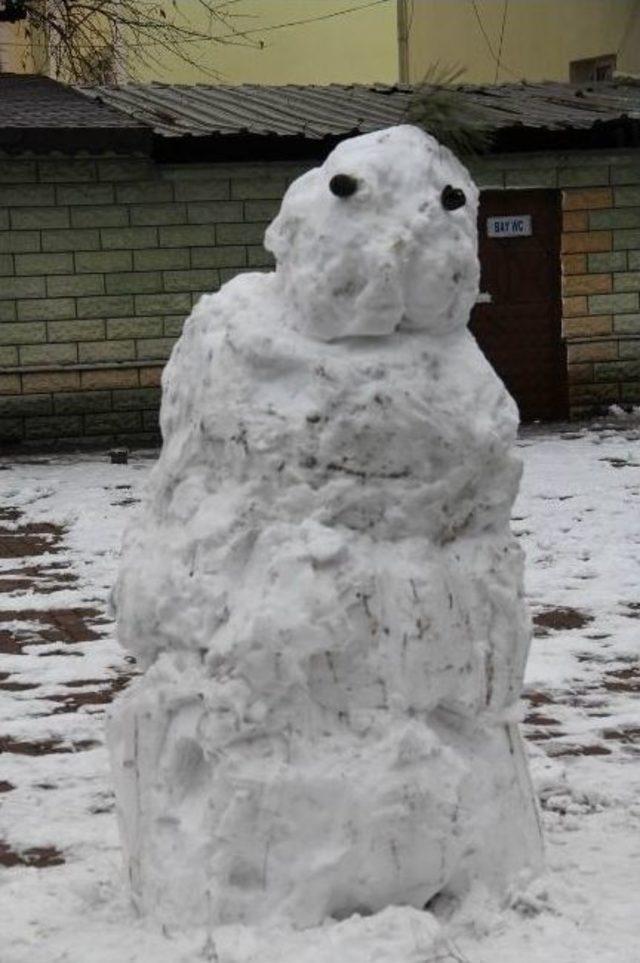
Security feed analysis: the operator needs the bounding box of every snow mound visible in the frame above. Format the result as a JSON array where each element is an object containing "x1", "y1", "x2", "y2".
[
  {"x1": 213, "y1": 907, "x2": 467, "y2": 963},
  {"x1": 109, "y1": 125, "x2": 542, "y2": 949}
]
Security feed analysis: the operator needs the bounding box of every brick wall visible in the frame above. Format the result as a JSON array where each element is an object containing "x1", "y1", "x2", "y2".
[
  {"x1": 1, "y1": 146, "x2": 639, "y2": 445},
  {"x1": 0, "y1": 153, "x2": 305, "y2": 447},
  {"x1": 560, "y1": 182, "x2": 640, "y2": 415}
]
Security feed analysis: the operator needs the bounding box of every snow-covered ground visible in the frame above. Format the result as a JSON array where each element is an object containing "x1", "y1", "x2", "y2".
[{"x1": 1, "y1": 417, "x2": 639, "y2": 963}]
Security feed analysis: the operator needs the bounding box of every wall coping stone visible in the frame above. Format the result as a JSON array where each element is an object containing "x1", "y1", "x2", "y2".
[
  {"x1": 559, "y1": 334, "x2": 640, "y2": 345},
  {"x1": 0, "y1": 360, "x2": 165, "y2": 374}
]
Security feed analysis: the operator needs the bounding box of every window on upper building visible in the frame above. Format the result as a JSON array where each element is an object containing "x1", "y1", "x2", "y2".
[{"x1": 570, "y1": 54, "x2": 617, "y2": 83}]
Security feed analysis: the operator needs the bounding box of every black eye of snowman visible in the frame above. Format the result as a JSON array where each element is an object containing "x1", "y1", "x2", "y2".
[
  {"x1": 441, "y1": 185, "x2": 466, "y2": 211},
  {"x1": 329, "y1": 174, "x2": 358, "y2": 198}
]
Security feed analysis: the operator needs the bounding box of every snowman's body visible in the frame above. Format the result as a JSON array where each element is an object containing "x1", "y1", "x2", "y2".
[{"x1": 110, "y1": 126, "x2": 542, "y2": 929}]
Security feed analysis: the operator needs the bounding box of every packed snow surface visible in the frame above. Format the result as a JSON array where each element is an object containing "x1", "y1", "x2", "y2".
[
  {"x1": 2, "y1": 414, "x2": 640, "y2": 962},
  {"x1": 108, "y1": 123, "x2": 541, "y2": 950}
]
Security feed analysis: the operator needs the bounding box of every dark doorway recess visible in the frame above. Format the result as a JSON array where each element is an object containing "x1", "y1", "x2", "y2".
[{"x1": 470, "y1": 189, "x2": 568, "y2": 422}]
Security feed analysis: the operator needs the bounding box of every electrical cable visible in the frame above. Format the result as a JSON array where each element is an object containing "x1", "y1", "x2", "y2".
[
  {"x1": 0, "y1": 0, "x2": 392, "y2": 50},
  {"x1": 468, "y1": 0, "x2": 521, "y2": 81},
  {"x1": 494, "y1": 0, "x2": 509, "y2": 83},
  {"x1": 616, "y1": 0, "x2": 640, "y2": 57}
]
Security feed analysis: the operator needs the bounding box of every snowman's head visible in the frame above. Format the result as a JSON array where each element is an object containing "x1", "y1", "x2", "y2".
[{"x1": 265, "y1": 124, "x2": 480, "y2": 341}]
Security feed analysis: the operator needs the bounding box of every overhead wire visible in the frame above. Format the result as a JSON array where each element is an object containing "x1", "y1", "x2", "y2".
[
  {"x1": 468, "y1": 0, "x2": 521, "y2": 81},
  {"x1": 616, "y1": 0, "x2": 640, "y2": 57},
  {"x1": 468, "y1": 0, "x2": 498, "y2": 61},
  {"x1": 173, "y1": 0, "x2": 392, "y2": 46},
  {"x1": 494, "y1": 0, "x2": 509, "y2": 83},
  {"x1": 0, "y1": 0, "x2": 392, "y2": 50}
]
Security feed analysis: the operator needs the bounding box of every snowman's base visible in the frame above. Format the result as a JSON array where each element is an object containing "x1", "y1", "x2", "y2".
[
  {"x1": 109, "y1": 666, "x2": 542, "y2": 930},
  {"x1": 200, "y1": 906, "x2": 469, "y2": 963}
]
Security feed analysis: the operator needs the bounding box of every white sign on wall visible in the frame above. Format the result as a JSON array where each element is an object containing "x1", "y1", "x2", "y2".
[{"x1": 486, "y1": 215, "x2": 532, "y2": 238}]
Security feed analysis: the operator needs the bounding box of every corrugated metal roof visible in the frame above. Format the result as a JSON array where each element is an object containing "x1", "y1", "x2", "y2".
[
  {"x1": 79, "y1": 80, "x2": 640, "y2": 141},
  {"x1": 80, "y1": 82, "x2": 407, "y2": 139}
]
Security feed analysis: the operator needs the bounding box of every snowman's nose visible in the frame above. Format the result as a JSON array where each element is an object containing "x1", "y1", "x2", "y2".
[{"x1": 330, "y1": 174, "x2": 358, "y2": 198}]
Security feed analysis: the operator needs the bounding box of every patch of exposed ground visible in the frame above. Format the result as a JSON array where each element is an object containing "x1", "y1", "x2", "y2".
[
  {"x1": 0, "y1": 677, "x2": 40, "y2": 692},
  {"x1": 524, "y1": 713, "x2": 561, "y2": 726},
  {"x1": 547, "y1": 743, "x2": 613, "y2": 757},
  {"x1": 0, "y1": 736, "x2": 100, "y2": 755},
  {"x1": 601, "y1": 726, "x2": 640, "y2": 753},
  {"x1": 0, "y1": 521, "x2": 67, "y2": 559},
  {"x1": 40, "y1": 674, "x2": 135, "y2": 714},
  {"x1": 0, "y1": 494, "x2": 139, "y2": 889},
  {"x1": 532, "y1": 606, "x2": 593, "y2": 634},
  {"x1": 0, "y1": 508, "x2": 22, "y2": 522},
  {"x1": 0, "y1": 607, "x2": 103, "y2": 653},
  {"x1": 600, "y1": 456, "x2": 640, "y2": 469},
  {"x1": 603, "y1": 665, "x2": 640, "y2": 692},
  {"x1": 0, "y1": 562, "x2": 78, "y2": 595},
  {"x1": 0, "y1": 841, "x2": 65, "y2": 868},
  {"x1": 525, "y1": 689, "x2": 556, "y2": 707},
  {"x1": 524, "y1": 646, "x2": 640, "y2": 756}
]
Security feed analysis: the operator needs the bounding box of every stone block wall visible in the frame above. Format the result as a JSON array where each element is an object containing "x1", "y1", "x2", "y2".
[
  {"x1": 0, "y1": 153, "x2": 305, "y2": 447},
  {"x1": 1, "y1": 146, "x2": 640, "y2": 446}
]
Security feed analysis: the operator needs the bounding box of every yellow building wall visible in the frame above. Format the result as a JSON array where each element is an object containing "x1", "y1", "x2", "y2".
[
  {"x1": 132, "y1": 0, "x2": 399, "y2": 85},
  {"x1": 6, "y1": 0, "x2": 638, "y2": 89},
  {"x1": 0, "y1": 21, "x2": 30, "y2": 73},
  {"x1": 402, "y1": 0, "x2": 640, "y2": 84},
  {"x1": 0, "y1": 19, "x2": 47, "y2": 75},
  {"x1": 0, "y1": 1, "x2": 397, "y2": 84}
]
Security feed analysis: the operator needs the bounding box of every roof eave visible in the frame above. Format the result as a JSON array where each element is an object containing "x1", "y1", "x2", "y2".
[{"x1": 0, "y1": 125, "x2": 153, "y2": 155}]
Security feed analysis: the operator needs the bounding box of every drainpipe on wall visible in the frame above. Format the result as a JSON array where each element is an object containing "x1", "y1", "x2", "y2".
[{"x1": 397, "y1": 0, "x2": 409, "y2": 83}]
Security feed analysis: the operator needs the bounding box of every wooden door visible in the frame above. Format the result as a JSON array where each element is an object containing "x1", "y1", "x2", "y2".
[{"x1": 470, "y1": 190, "x2": 567, "y2": 422}]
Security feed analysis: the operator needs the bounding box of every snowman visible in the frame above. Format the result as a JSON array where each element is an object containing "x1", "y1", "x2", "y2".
[{"x1": 109, "y1": 125, "x2": 542, "y2": 934}]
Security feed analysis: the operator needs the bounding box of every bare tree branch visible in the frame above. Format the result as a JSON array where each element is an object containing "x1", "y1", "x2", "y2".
[
  {"x1": 16, "y1": 0, "x2": 392, "y2": 84},
  {"x1": 21, "y1": 0, "x2": 255, "y2": 82}
]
